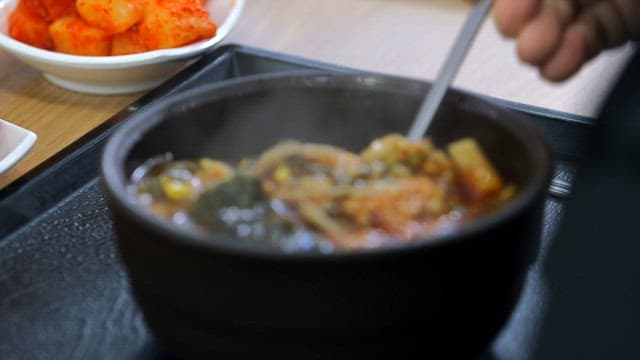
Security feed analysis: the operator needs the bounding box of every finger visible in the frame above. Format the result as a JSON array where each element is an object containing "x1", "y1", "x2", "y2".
[
  {"x1": 493, "y1": 0, "x2": 541, "y2": 37},
  {"x1": 540, "y1": 22, "x2": 592, "y2": 81},
  {"x1": 613, "y1": 0, "x2": 640, "y2": 39},
  {"x1": 589, "y1": 0, "x2": 631, "y2": 48},
  {"x1": 516, "y1": 2, "x2": 565, "y2": 65},
  {"x1": 548, "y1": 0, "x2": 579, "y2": 26}
]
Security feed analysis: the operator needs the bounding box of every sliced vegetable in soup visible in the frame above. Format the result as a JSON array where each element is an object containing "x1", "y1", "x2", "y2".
[{"x1": 130, "y1": 134, "x2": 515, "y2": 252}]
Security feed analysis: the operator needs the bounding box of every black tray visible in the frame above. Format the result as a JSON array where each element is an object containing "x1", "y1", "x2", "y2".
[{"x1": 0, "y1": 45, "x2": 588, "y2": 359}]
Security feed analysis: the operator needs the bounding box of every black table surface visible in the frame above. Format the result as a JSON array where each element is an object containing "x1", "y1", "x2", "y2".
[{"x1": 0, "y1": 45, "x2": 592, "y2": 359}]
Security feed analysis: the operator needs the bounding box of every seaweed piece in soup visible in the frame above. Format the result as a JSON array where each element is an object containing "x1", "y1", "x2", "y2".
[{"x1": 192, "y1": 175, "x2": 331, "y2": 252}]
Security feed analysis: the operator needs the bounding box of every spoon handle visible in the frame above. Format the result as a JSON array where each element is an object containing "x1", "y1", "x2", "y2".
[{"x1": 407, "y1": 0, "x2": 494, "y2": 141}]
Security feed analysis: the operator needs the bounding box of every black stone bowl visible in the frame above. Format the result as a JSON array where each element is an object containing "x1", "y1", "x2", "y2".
[{"x1": 101, "y1": 72, "x2": 552, "y2": 359}]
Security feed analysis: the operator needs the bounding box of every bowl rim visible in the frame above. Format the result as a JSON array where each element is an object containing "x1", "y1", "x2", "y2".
[
  {"x1": 101, "y1": 71, "x2": 553, "y2": 262},
  {"x1": 0, "y1": 0, "x2": 245, "y2": 68}
]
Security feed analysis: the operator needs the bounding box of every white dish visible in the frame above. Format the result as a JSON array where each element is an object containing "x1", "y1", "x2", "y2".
[
  {"x1": 0, "y1": 0, "x2": 244, "y2": 94},
  {"x1": 0, "y1": 118, "x2": 37, "y2": 176}
]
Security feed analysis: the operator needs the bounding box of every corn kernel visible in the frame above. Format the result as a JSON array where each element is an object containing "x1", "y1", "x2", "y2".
[
  {"x1": 273, "y1": 166, "x2": 292, "y2": 183},
  {"x1": 160, "y1": 177, "x2": 194, "y2": 202}
]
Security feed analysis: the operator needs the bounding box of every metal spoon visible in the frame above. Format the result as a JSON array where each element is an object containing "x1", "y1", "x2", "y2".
[{"x1": 407, "y1": 0, "x2": 494, "y2": 141}]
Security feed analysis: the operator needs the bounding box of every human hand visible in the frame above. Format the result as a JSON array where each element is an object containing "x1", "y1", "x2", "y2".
[{"x1": 493, "y1": 0, "x2": 640, "y2": 81}]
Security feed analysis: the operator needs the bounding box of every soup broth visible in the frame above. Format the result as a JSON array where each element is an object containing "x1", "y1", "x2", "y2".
[{"x1": 130, "y1": 134, "x2": 515, "y2": 252}]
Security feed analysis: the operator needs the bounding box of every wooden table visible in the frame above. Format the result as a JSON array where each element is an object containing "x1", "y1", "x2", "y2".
[{"x1": 0, "y1": 0, "x2": 634, "y2": 190}]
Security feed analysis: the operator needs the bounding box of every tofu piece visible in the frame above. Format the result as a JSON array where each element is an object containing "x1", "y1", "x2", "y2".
[{"x1": 447, "y1": 138, "x2": 503, "y2": 198}]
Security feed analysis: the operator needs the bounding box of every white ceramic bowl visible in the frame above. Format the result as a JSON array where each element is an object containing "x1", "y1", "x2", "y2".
[
  {"x1": 0, "y1": 0, "x2": 244, "y2": 94},
  {"x1": 0, "y1": 117, "x2": 36, "y2": 176}
]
